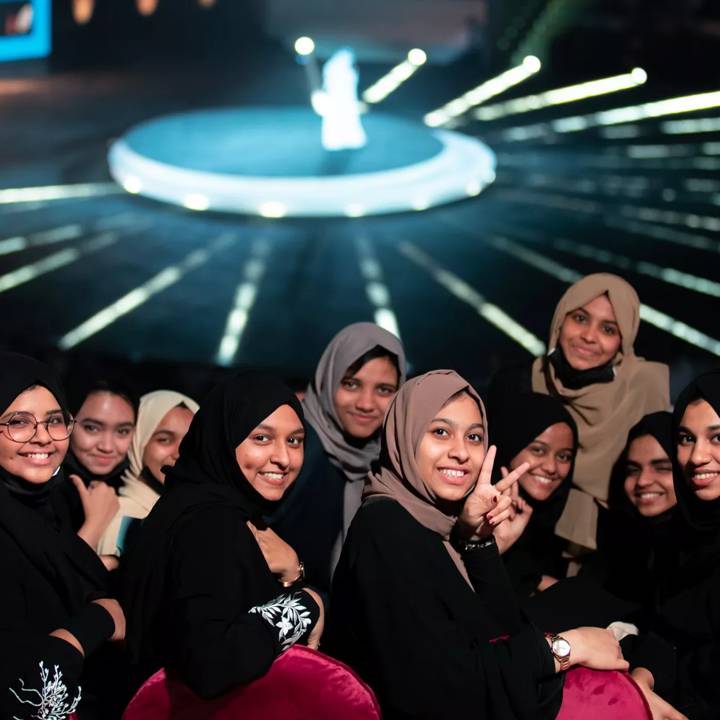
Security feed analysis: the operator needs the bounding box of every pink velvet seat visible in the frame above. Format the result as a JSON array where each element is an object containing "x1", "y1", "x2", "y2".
[
  {"x1": 557, "y1": 667, "x2": 651, "y2": 720},
  {"x1": 122, "y1": 646, "x2": 381, "y2": 720}
]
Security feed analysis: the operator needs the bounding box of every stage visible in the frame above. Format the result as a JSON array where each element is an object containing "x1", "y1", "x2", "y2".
[{"x1": 108, "y1": 107, "x2": 496, "y2": 217}]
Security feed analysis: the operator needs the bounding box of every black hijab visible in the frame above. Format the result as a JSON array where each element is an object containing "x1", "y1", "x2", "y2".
[
  {"x1": 0, "y1": 352, "x2": 108, "y2": 612},
  {"x1": 607, "y1": 411, "x2": 675, "y2": 528},
  {"x1": 122, "y1": 370, "x2": 305, "y2": 662},
  {"x1": 602, "y1": 412, "x2": 675, "y2": 604},
  {"x1": 492, "y1": 392, "x2": 578, "y2": 530},
  {"x1": 672, "y1": 370, "x2": 720, "y2": 534}
]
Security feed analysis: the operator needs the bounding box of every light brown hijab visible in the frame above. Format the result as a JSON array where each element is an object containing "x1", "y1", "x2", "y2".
[
  {"x1": 531, "y1": 273, "x2": 669, "y2": 550},
  {"x1": 364, "y1": 370, "x2": 488, "y2": 586}
]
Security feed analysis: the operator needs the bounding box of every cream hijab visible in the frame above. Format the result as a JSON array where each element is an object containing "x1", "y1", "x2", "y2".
[
  {"x1": 364, "y1": 370, "x2": 488, "y2": 586},
  {"x1": 531, "y1": 273, "x2": 669, "y2": 550},
  {"x1": 97, "y1": 390, "x2": 199, "y2": 556}
]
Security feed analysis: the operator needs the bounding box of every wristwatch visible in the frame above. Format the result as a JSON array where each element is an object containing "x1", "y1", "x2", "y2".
[
  {"x1": 549, "y1": 633, "x2": 571, "y2": 671},
  {"x1": 281, "y1": 561, "x2": 305, "y2": 588}
]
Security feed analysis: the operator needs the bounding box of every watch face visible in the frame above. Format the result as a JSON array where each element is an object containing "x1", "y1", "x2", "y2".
[{"x1": 553, "y1": 637, "x2": 571, "y2": 658}]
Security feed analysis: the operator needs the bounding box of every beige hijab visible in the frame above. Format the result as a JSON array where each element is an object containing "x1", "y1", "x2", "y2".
[
  {"x1": 97, "y1": 390, "x2": 199, "y2": 556},
  {"x1": 531, "y1": 273, "x2": 669, "y2": 550},
  {"x1": 364, "y1": 370, "x2": 488, "y2": 587}
]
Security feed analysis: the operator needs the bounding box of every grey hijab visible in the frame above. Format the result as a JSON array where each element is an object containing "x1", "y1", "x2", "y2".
[{"x1": 303, "y1": 323, "x2": 406, "y2": 559}]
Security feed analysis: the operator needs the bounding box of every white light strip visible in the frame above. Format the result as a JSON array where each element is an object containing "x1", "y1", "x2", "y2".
[
  {"x1": 424, "y1": 56, "x2": 541, "y2": 127},
  {"x1": 619, "y1": 204, "x2": 720, "y2": 232},
  {"x1": 59, "y1": 233, "x2": 235, "y2": 350},
  {"x1": 399, "y1": 241, "x2": 545, "y2": 355},
  {"x1": 475, "y1": 68, "x2": 647, "y2": 121},
  {"x1": 0, "y1": 182, "x2": 121, "y2": 205},
  {"x1": 0, "y1": 232, "x2": 120, "y2": 293},
  {"x1": 215, "y1": 238, "x2": 270, "y2": 366},
  {"x1": 362, "y1": 48, "x2": 427, "y2": 105},
  {"x1": 0, "y1": 224, "x2": 84, "y2": 257},
  {"x1": 487, "y1": 235, "x2": 720, "y2": 356},
  {"x1": 662, "y1": 117, "x2": 720, "y2": 135},
  {"x1": 502, "y1": 88, "x2": 720, "y2": 140},
  {"x1": 553, "y1": 237, "x2": 720, "y2": 298},
  {"x1": 604, "y1": 217, "x2": 720, "y2": 254},
  {"x1": 0, "y1": 214, "x2": 142, "y2": 257},
  {"x1": 355, "y1": 236, "x2": 402, "y2": 339}
]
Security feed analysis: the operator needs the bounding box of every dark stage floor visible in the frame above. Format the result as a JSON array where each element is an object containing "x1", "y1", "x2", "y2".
[{"x1": 1, "y1": 60, "x2": 719, "y2": 396}]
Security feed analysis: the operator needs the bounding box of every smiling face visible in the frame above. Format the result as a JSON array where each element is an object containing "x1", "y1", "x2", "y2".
[
  {"x1": 558, "y1": 293, "x2": 622, "y2": 371},
  {"x1": 415, "y1": 392, "x2": 486, "y2": 503},
  {"x1": 333, "y1": 355, "x2": 399, "y2": 439},
  {"x1": 234, "y1": 404, "x2": 305, "y2": 502},
  {"x1": 623, "y1": 434, "x2": 676, "y2": 517},
  {"x1": 677, "y1": 398, "x2": 720, "y2": 502},
  {"x1": 70, "y1": 391, "x2": 135, "y2": 476},
  {"x1": 0, "y1": 386, "x2": 70, "y2": 484},
  {"x1": 141, "y1": 405, "x2": 194, "y2": 484},
  {"x1": 510, "y1": 422, "x2": 575, "y2": 502}
]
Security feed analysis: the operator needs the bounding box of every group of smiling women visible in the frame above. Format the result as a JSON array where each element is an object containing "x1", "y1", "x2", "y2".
[{"x1": 0, "y1": 272, "x2": 718, "y2": 720}]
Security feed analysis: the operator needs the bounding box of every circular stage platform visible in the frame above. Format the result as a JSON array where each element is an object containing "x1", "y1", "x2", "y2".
[{"x1": 108, "y1": 107, "x2": 496, "y2": 217}]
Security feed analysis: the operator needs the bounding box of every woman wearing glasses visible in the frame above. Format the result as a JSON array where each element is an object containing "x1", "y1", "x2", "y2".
[{"x1": 0, "y1": 353, "x2": 124, "y2": 720}]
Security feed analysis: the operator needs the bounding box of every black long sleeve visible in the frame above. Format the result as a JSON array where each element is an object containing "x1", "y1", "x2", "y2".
[
  {"x1": 161, "y1": 506, "x2": 319, "y2": 700},
  {"x1": 326, "y1": 499, "x2": 559, "y2": 720},
  {"x1": 0, "y1": 540, "x2": 113, "y2": 719}
]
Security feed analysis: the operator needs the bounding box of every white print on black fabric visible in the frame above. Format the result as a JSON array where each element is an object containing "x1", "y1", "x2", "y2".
[
  {"x1": 9, "y1": 662, "x2": 81, "y2": 720},
  {"x1": 249, "y1": 592, "x2": 314, "y2": 650}
]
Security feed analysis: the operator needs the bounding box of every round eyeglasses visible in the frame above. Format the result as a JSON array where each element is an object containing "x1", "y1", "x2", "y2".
[{"x1": 0, "y1": 411, "x2": 75, "y2": 443}]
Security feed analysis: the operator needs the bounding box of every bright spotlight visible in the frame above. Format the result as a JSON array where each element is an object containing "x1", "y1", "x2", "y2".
[
  {"x1": 631, "y1": 67, "x2": 647, "y2": 84},
  {"x1": 522, "y1": 55, "x2": 542, "y2": 72},
  {"x1": 294, "y1": 36, "x2": 315, "y2": 56},
  {"x1": 407, "y1": 48, "x2": 427, "y2": 66},
  {"x1": 121, "y1": 176, "x2": 143, "y2": 194},
  {"x1": 183, "y1": 193, "x2": 209, "y2": 211},
  {"x1": 258, "y1": 201, "x2": 287, "y2": 218}
]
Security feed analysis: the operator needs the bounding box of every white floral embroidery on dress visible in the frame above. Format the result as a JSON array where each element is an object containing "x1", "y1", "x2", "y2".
[
  {"x1": 9, "y1": 661, "x2": 81, "y2": 720},
  {"x1": 249, "y1": 592, "x2": 314, "y2": 650}
]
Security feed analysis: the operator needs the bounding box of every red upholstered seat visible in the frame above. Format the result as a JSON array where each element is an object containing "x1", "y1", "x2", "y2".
[
  {"x1": 557, "y1": 667, "x2": 651, "y2": 720},
  {"x1": 122, "y1": 646, "x2": 382, "y2": 720}
]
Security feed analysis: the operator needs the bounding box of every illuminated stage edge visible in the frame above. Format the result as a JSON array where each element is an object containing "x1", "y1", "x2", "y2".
[{"x1": 108, "y1": 110, "x2": 496, "y2": 218}]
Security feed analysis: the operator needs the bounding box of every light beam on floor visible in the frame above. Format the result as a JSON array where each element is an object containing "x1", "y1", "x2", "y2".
[
  {"x1": 58, "y1": 233, "x2": 236, "y2": 350},
  {"x1": 215, "y1": 238, "x2": 271, "y2": 366},
  {"x1": 354, "y1": 235, "x2": 401, "y2": 339},
  {"x1": 399, "y1": 242, "x2": 545, "y2": 355},
  {"x1": 0, "y1": 182, "x2": 122, "y2": 205}
]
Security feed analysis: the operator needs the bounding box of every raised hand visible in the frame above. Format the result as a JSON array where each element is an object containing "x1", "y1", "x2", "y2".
[
  {"x1": 247, "y1": 521, "x2": 302, "y2": 585},
  {"x1": 457, "y1": 446, "x2": 529, "y2": 539},
  {"x1": 74, "y1": 475, "x2": 119, "y2": 551},
  {"x1": 493, "y1": 470, "x2": 534, "y2": 553}
]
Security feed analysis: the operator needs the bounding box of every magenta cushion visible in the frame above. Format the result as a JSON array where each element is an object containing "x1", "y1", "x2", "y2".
[
  {"x1": 122, "y1": 646, "x2": 382, "y2": 720},
  {"x1": 557, "y1": 667, "x2": 651, "y2": 720}
]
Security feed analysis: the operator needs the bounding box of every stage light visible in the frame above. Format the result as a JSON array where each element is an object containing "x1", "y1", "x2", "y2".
[
  {"x1": 362, "y1": 49, "x2": 428, "y2": 104},
  {"x1": 294, "y1": 36, "x2": 315, "y2": 56},
  {"x1": 474, "y1": 68, "x2": 647, "y2": 121},
  {"x1": 503, "y1": 88, "x2": 720, "y2": 141},
  {"x1": 0, "y1": 182, "x2": 120, "y2": 205},
  {"x1": 465, "y1": 180, "x2": 483, "y2": 196},
  {"x1": 407, "y1": 48, "x2": 427, "y2": 66},
  {"x1": 258, "y1": 201, "x2": 287, "y2": 218},
  {"x1": 662, "y1": 117, "x2": 720, "y2": 134},
  {"x1": 198, "y1": 0, "x2": 216, "y2": 7},
  {"x1": 344, "y1": 203, "x2": 365, "y2": 218},
  {"x1": 72, "y1": 0, "x2": 94, "y2": 24},
  {"x1": 424, "y1": 56, "x2": 542, "y2": 127},
  {"x1": 121, "y1": 177, "x2": 142, "y2": 194},
  {"x1": 182, "y1": 193, "x2": 209, "y2": 211}
]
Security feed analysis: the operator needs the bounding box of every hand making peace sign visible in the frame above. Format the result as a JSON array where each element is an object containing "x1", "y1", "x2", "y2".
[{"x1": 456, "y1": 445, "x2": 530, "y2": 540}]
